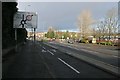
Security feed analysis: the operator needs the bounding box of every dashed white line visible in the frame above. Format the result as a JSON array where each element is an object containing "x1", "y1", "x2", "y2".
[
  {"x1": 51, "y1": 49, "x2": 56, "y2": 52},
  {"x1": 47, "y1": 50, "x2": 54, "y2": 55},
  {"x1": 58, "y1": 58, "x2": 80, "y2": 74},
  {"x1": 43, "y1": 47, "x2": 46, "y2": 50},
  {"x1": 42, "y1": 49, "x2": 47, "y2": 53}
]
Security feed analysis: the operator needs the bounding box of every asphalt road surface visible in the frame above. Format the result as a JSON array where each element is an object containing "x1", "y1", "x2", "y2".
[
  {"x1": 2, "y1": 40, "x2": 119, "y2": 79},
  {"x1": 48, "y1": 42, "x2": 119, "y2": 67}
]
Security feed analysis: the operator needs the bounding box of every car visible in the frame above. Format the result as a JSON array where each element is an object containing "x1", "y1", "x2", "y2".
[{"x1": 68, "y1": 40, "x2": 74, "y2": 44}]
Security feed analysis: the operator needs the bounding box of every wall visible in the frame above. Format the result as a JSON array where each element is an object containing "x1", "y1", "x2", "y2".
[{"x1": 2, "y1": 2, "x2": 27, "y2": 49}]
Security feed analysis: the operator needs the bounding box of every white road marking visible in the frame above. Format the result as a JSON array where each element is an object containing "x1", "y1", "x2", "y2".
[
  {"x1": 42, "y1": 49, "x2": 47, "y2": 53},
  {"x1": 81, "y1": 49, "x2": 120, "y2": 58},
  {"x1": 74, "y1": 48, "x2": 80, "y2": 51},
  {"x1": 47, "y1": 50, "x2": 54, "y2": 55},
  {"x1": 67, "y1": 46, "x2": 80, "y2": 51},
  {"x1": 96, "y1": 59, "x2": 119, "y2": 69},
  {"x1": 51, "y1": 49, "x2": 56, "y2": 52},
  {"x1": 113, "y1": 55, "x2": 120, "y2": 58},
  {"x1": 58, "y1": 58, "x2": 80, "y2": 74},
  {"x1": 43, "y1": 47, "x2": 46, "y2": 50},
  {"x1": 80, "y1": 49, "x2": 99, "y2": 54},
  {"x1": 67, "y1": 46, "x2": 73, "y2": 48},
  {"x1": 66, "y1": 45, "x2": 120, "y2": 58}
]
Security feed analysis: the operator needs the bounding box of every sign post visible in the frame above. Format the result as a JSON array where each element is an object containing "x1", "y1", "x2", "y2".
[
  {"x1": 15, "y1": 28, "x2": 17, "y2": 52},
  {"x1": 34, "y1": 28, "x2": 36, "y2": 43},
  {"x1": 13, "y1": 11, "x2": 38, "y2": 50}
]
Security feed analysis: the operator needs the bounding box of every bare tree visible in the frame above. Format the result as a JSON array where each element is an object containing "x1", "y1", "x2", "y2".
[
  {"x1": 77, "y1": 10, "x2": 94, "y2": 39},
  {"x1": 105, "y1": 8, "x2": 118, "y2": 40}
]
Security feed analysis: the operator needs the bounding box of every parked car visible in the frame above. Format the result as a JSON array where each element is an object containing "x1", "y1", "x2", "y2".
[{"x1": 68, "y1": 39, "x2": 74, "y2": 44}]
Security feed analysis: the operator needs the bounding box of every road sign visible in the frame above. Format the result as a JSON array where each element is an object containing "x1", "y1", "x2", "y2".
[{"x1": 13, "y1": 11, "x2": 38, "y2": 28}]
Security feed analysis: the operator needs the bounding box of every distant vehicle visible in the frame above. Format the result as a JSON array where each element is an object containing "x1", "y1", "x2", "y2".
[
  {"x1": 68, "y1": 39, "x2": 74, "y2": 44},
  {"x1": 76, "y1": 40, "x2": 81, "y2": 43}
]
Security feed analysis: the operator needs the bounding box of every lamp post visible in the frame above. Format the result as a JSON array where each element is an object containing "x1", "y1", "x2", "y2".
[
  {"x1": 25, "y1": 5, "x2": 35, "y2": 42},
  {"x1": 25, "y1": 4, "x2": 32, "y2": 34}
]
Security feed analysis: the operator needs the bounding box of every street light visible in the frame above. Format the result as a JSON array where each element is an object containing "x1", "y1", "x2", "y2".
[{"x1": 25, "y1": 5, "x2": 34, "y2": 43}]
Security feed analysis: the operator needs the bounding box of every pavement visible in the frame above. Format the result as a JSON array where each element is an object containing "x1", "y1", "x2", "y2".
[
  {"x1": 2, "y1": 41, "x2": 53, "y2": 78},
  {"x1": 2, "y1": 40, "x2": 119, "y2": 79},
  {"x1": 2, "y1": 42, "x2": 23, "y2": 57},
  {"x1": 45, "y1": 41, "x2": 119, "y2": 76}
]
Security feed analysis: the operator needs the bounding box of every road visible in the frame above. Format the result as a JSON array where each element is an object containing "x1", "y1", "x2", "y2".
[
  {"x1": 48, "y1": 41, "x2": 119, "y2": 67},
  {"x1": 2, "y1": 40, "x2": 118, "y2": 79}
]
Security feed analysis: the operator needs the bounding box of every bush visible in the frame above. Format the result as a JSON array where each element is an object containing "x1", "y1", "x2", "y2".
[
  {"x1": 80, "y1": 38, "x2": 89, "y2": 43},
  {"x1": 100, "y1": 42, "x2": 106, "y2": 45},
  {"x1": 100, "y1": 41, "x2": 113, "y2": 45},
  {"x1": 106, "y1": 41, "x2": 112, "y2": 45}
]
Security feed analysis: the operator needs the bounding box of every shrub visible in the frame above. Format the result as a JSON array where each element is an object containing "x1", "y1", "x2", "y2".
[
  {"x1": 80, "y1": 38, "x2": 89, "y2": 43},
  {"x1": 106, "y1": 41, "x2": 112, "y2": 45}
]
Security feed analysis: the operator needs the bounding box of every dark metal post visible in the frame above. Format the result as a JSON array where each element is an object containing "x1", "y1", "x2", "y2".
[
  {"x1": 15, "y1": 28, "x2": 17, "y2": 52},
  {"x1": 34, "y1": 28, "x2": 36, "y2": 43}
]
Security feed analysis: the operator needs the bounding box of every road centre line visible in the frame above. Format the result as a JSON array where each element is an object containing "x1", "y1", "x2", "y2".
[
  {"x1": 47, "y1": 50, "x2": 54, "y2": 55},
  {"x1": 58, "y1": 58, "x2": 80, "y2": 74}
]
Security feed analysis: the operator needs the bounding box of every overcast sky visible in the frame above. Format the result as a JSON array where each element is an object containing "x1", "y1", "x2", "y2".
[{"x1": 17, "y1": 2, "x2": 118, "y2": 32}]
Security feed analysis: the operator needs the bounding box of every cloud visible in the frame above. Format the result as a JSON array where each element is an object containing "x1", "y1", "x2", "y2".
[
  {"x1": 17, "y1": 0, "x2": 119, "y2": 2},
  {"x1": 18, "y1": 2, "x2": 118, "y2": 32}
]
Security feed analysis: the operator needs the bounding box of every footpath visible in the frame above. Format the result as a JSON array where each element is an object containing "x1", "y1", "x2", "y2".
[
  {"x1": 2, "y1": 43, "x2": 23, "y2": 57},
  {"x1": 2, "y1": 41, "x2": 53, "y2": 78}
]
